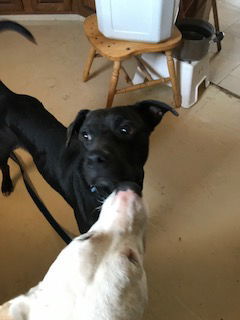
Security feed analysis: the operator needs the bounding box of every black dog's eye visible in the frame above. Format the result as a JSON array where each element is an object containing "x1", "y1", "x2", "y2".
[
  {"x1": 119, "y1": 125, "x2": 134, "y2": 136},
  {"x1": 81, "y1": 131, "x2": 92, "y2": 141}
]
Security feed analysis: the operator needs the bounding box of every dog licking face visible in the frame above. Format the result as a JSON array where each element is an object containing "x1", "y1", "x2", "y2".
[
  {"x1": 0, "y1": 183, "x2": 148, "y2": 320},
  {"x1": 0, "y1": 60, "x2": 177, "y2": 233}
]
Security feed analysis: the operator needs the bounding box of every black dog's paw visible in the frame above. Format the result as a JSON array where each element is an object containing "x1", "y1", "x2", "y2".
[{"x1": 1, "y1": 181, "x2": 14, "y2": 196}]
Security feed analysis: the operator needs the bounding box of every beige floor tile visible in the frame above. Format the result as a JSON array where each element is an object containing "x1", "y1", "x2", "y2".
[
  {"x1": 210, "y1": 32, "x2": 240, "y2": 84},
  {"x1": 221, "y1": 0, "x2": 240, "y2": 9},
  {"x1": 1, "y1": 19, "x2": 240, "y2": 320},
  {"x1": 219, "y1": 74, "x2": 240, "y2": 95},
  {"x1": 209, "y1": 0, "x2": 240, "y2": 89},
  {"x1": 231, "y1": 64, "x2": 240, "y2": 77},
  {"x1": 225, "y1": 18, "x2": 240, "y2": 39},
  {"x1": 210, "y1": 53, "x2": 240, "y2": 84},
  {"x1": 210, "y1": 1, "x2": 240, "y2": 30}
]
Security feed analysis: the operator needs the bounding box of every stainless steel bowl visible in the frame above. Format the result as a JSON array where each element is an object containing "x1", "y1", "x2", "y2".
[{"x1": 173, "y1": 18, "x2": 224, "y2": 61}]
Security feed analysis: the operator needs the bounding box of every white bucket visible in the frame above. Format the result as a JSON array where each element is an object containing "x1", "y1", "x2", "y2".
[{"x1": 95, "y1": 0, "x2": 178, "y2": 43}]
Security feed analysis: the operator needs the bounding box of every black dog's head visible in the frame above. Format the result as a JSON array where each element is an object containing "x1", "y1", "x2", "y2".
[{"x1": 66, "y1": 100, "x2": 178, "y2": 196}]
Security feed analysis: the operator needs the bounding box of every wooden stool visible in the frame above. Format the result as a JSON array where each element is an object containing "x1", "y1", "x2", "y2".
[{"x1": 83, "y1": 14, "x2": 182, "y2": 108}]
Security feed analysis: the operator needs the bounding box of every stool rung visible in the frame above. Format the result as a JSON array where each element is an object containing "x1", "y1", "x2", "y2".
[{"x1": 116, "y1": 77, "x2": 170, "y2": 94}]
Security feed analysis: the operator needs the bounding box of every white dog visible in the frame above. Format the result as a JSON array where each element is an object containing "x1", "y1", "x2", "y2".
[{"x1": 0, "y1": 184, "x2": 148, "y2": 320}]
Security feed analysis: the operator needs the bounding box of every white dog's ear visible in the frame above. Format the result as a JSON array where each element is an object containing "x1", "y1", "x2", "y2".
[
  {"x1": 134, "y1": 100, "x2": 179, "y2": 131},
  {"x1": 66, "y1": 110, "x2": 90, "y2": 147}
]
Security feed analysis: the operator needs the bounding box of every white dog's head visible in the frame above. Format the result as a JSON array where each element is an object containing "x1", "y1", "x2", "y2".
[
  {"x1": 4, "y1": 183, "x2": 148, "y2": 320},
  {"x1": 36, "y1": 183, "x2": 148, "y2": 320}
]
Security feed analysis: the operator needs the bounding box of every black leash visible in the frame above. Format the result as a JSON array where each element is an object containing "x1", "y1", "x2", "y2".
[{"x1": 10, "y1": 152, "x2": 72, "y2": 245}]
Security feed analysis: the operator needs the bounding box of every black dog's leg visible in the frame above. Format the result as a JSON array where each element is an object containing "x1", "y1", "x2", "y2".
[
  {"x1": 0, "y1": 129, "x2": 18, "y2": 196},
  {"x1": 0, "y1": 158, "x2": 13, "y2": 196}
]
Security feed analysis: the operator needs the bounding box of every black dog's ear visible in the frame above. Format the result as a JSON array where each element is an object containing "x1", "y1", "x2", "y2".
[
  {"x1": 66, "y1": 109, "x2": 90, "y2": 147},
  {"x1": 134, "y1": 100, "x2": 179, "y2": 131}
]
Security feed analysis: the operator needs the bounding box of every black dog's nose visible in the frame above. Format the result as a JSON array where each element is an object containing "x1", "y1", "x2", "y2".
[
  {"x1": 116, "y1": 181, "x2": 142, "y2": 197},
  {"x1": 87, "y1": 151, "x2": 108, "y2": 165}
]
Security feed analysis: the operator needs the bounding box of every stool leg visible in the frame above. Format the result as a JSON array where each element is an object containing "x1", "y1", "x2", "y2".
[
  {"x1": 212, "y1": 0, "x2": 221, "y2": 52},
  {"x1": 166, "y1": 51, "x2": 181, "y2": 108},
  {"x1": 83, "y1": 46, "x2": 96, "y2": 82},
  {"x1": 106, "y1": 61, "x2": 121, "y2": 108}
]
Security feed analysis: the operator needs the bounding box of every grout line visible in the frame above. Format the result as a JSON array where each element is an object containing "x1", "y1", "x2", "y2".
[
  {"x1": 211, "y1": 82, "x2": 240, "y2": 100},
  {"x1": 228, "y1": 63, "x2": 240, "y2": 76},
  {"x1": 215, "y1": 69, "x2": 233, "y2": 87},
  {"x1": 210, "y1": 51, "x2": 240, "y2": 85},
  {"x1": 214, "y1": 62, "x2": 240, "y2": 88},
  {"x1": 224, "y1": 19, "x2": 240, "y2": 35}
]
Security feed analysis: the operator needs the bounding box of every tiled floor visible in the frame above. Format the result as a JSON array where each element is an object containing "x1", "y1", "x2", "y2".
[
  {"x1": 0, "y1": 4, "x2": 240, "y2": 320},
  {"x1": 210, "y1": 0, "x2": 240, "y2": 95}
]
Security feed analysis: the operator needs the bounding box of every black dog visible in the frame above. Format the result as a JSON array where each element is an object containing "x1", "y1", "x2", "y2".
[
  {"x1": 0, "y1": 83, "x2": 178, "y2": 233},
  {"x1": 0, "y1": 21, "x2": 178, "y2": 234}
]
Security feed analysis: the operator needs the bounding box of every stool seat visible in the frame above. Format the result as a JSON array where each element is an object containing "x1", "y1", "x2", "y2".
[
  {"x1": 84, "y1": 15, "x2": 182, "y2": 61},
  {"x1": 83, "y1": 14, "x2": 182, "y2": 108}
]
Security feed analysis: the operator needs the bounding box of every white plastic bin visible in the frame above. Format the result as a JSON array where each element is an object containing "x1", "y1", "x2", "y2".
[
  {"x1": 132, "y1": 53, "x2": 210, "y2": 108},
  {"x1": 95, "y1": 0, "x2": 176, "y2": 43}
]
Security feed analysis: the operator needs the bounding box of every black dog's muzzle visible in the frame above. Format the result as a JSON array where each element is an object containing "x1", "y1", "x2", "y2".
[{"x1": 115, "y1": 181, "x2": 142, "y2": 197}]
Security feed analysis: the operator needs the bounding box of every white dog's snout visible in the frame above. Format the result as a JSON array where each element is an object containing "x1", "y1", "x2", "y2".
[
  {"x1": 113, "y1": 189, "x2": 143, "y2": 217},
  {"x1": 115, "y1": 189, "x2": 139, "y2": 205},
  {"x1": 93, "y1": 188, "x2": 146, "y2": 233}
]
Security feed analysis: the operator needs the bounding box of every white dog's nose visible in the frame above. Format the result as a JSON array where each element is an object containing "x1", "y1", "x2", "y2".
[
  {"x1": 92, "y1": 182, "x2": 146, "y2": 232},
  {"x1": 112, "y1": 188, "x2": 143, "y2": 223},
  {"x1": 115, "y1": 189, "x2": 138, "y2": 206}
]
